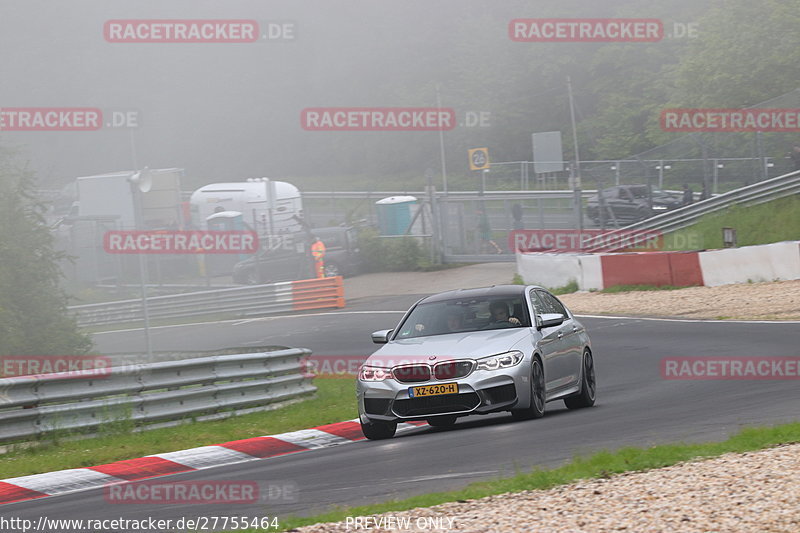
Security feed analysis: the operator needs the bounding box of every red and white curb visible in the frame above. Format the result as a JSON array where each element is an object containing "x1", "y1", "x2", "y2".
[{"x1": 0, "y1": 419, "x2": 428, "y2": 506}]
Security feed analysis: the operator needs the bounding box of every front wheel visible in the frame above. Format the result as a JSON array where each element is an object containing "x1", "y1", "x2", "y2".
[
  {"x1": 360, "y1": 419, "x2": 397, "y2": 440},
  {"x1": 564, "y1": 349, "x2": 596, "y2": 409},
  {"x1": 511, "y1": 357, "x2": 545, "y2": 420}
]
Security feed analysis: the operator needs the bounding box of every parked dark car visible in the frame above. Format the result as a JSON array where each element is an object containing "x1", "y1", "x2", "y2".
[
  {"x1": 585, "y1": 185, "x2": 683, "y2": 225},
  {"x1": 232, "y1": 226, "x2": 362, "y2": 284}
]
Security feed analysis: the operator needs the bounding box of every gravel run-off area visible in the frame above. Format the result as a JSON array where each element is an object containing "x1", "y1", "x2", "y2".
[
  {"x1": 559, "y1": 279, "x2": 800, "y2": 321},
  {"x1": 345, "y1": 264, "x2": 800, "y2": 321},
  {"x1": 294, "y1": 443, "x2": 800, "y2": 532}
]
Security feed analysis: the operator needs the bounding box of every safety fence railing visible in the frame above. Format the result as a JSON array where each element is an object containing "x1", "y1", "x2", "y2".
[
  {"x1": 0, "y1": 348, "x2": 315, "y2": 443},
  {"x1": 69, "y1": 276, "x2": 345, "y2": 327}
]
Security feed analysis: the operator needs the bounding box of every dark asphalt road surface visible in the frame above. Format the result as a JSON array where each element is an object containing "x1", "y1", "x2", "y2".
[{"x1": 5, "y1": 295, "x2": 800, "y2": 530}]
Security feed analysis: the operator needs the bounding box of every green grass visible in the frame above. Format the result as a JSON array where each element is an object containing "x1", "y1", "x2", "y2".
[
  {"x1": 600, "y1": 284, "x2": 691, "y2": 293},
  {"x1": 0, "y1": 378, "x2": 356, "y2": 478},
  {"x1": 549, "y1": 280, "x2": 579, "y2": 295},
  {"x1": 511, "y1": 276, "x2": 579, "y2": 296},
  {"x1": 267, "y1": 421, "x2": 800, "y2": 531},
  {"x1": 662, "y1": 194, "x2": 800, "y2": 250}
]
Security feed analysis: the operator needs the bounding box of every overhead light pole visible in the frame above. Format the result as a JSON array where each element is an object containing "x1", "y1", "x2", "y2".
[
  {"x1": 567, "y1": 76, "x2": 583, "y2": 232},
  {"x1": 128, "y1": 167, "x2": 154, "y2": 362}
]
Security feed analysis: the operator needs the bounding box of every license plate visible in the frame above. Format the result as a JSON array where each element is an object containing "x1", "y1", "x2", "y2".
[{"x1": 409, "y1": 383, "x2": 458, "y2": 398}]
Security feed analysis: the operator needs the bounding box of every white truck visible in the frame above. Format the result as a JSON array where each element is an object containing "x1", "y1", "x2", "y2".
[{"x1": 189, "y1": 179, "x2": 304, "y2": 236}]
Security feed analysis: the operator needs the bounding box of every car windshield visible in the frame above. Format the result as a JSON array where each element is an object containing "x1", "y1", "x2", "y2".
[{"x1": 394, "y1": 296, "x2": 530, "y2": 339}]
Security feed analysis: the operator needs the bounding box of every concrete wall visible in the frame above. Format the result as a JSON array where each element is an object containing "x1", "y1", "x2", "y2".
[{"x1": 517, "y1": 241, "x2": 800, "y2": 290}]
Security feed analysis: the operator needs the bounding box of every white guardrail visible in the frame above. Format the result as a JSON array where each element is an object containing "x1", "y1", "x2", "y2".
[
  {"x1": 69, "y1": 277, "x2": 345, "y2": 328},
  {"x1": 583, "y1": 170, "x2": 800, "y2": 252},
  {"x1": 0, "y1": 349, "x2": 315, "y2": 443}
]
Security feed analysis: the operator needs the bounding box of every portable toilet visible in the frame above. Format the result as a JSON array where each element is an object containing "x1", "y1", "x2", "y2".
[{"x1": 375, "y1": 196, "x2": 418, "y2": 235}]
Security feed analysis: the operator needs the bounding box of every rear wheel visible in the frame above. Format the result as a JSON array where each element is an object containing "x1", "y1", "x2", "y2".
[
  {"x1": 360, "y1": 419, "x2": 397, "y2": 440},
  {"x1": 324, "y1": 262, "x2": 342, "y2": 277},
  {"x1": 565, "y1": 349, "x2": 596, "y2": 409},
  {"x1": 511, "y1": 357, "x2": 545, "y2": 420},
  {"x1": 427, "y1": 415, "x2": 457, "y2": 427},
  {"x1": 245, "y1": 269, "x2": 259, "y2": 285}
]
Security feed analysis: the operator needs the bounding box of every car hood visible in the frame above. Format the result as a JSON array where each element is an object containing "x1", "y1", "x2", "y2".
[{"x1": 366, "y1": 328, "x2": 530, "y2": 367}]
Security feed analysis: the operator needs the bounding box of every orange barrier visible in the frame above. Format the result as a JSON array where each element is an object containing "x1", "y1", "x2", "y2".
[{"x1": 291, "y1": 276, "x2": 345, "y2": 311}]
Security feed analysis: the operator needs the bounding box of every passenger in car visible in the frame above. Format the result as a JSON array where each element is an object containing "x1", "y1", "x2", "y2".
[{"x1": 487, "y1": 301, "x2": 521, "y2": 327}]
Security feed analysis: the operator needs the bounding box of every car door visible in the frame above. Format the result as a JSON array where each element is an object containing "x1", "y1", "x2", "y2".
[
  {"x1": 530, "y1": 289, "x2": 571, "y2": 395},
  {"x1": 539, "y1": 290, "x2": 583, "y2": 391},
  {"x1": 616, "y1": 187, "x2": 637, "y2": 220}
]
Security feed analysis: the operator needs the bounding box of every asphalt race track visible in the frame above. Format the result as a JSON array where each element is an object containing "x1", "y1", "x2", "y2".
[{"x1": 5, "y1": 294, "x2": 800, "y2": 528}]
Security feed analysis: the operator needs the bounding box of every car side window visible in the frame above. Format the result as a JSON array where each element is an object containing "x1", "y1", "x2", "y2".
[
  {"x1": 538, "y1": 291, "x2": 568, "y2": 317},
  {"x1": 529, "y1": 289, "x2": 545, "y2": 315}
]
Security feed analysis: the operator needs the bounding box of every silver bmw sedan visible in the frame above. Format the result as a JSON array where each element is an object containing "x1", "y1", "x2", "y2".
[{"x1": 357, "y1": 285, "x2": 596, "y2": 439}]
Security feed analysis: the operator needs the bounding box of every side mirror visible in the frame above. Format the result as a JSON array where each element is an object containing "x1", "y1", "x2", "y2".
[
  {"x1": 371, "y1": 329, "x2": 393, "y2": 344},
  {"x1": 537, "y1": 313, "x2": 565, "y2": 330}
]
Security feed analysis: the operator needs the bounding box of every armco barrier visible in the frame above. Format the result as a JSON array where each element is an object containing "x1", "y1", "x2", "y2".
[
  {"x1": 0, "y1": 349, "x2": 315, "y2": 443},
  {"x1": 70, "y1": 276, "x2": 345, "y2": 327},
  {"x1": 517, "y1": 241, "x2": 800, "y2": 290}
]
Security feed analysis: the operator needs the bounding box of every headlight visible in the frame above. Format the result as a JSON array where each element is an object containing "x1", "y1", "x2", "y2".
[
  {"x1": 358, "y1": 365, "x2": 393, "y2": 381},
  {"x1": 476, "y1": 351, "x2": 524, "y2": 371}
]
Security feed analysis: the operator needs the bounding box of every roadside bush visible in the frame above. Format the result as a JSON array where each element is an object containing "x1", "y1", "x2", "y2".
[
  {"x1": 357, "y1": 227, "x2": 426, "y2": 272},
  {"x1": 0, "y1": 149, "x2": 92, "y2": 356}
]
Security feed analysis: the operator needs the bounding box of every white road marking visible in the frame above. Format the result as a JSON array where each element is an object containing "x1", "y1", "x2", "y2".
[
  {"x1": 394, "y1": 470, "x2": 498, "y2": 484},
  {"x1": 4, "y1": 468, "x2": 117, "y2": 495},
  {"x1": 575, "y1": 314, "x2": 800, "y2": 324}
]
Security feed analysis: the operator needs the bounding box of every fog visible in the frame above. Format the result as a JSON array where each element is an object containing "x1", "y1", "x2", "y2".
[{"x1": 1, "y1": 0, "x2": 707, "y2": 188}]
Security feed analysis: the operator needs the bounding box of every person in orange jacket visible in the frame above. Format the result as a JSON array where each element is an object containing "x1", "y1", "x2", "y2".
[{"x1": 311, "y1": 237, "x2": 326, "y2": 278}]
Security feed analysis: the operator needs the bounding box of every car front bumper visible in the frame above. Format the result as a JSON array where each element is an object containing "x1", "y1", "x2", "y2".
[{"x1": 356, "y1": 366, "x2": 528, "y2": 423}]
